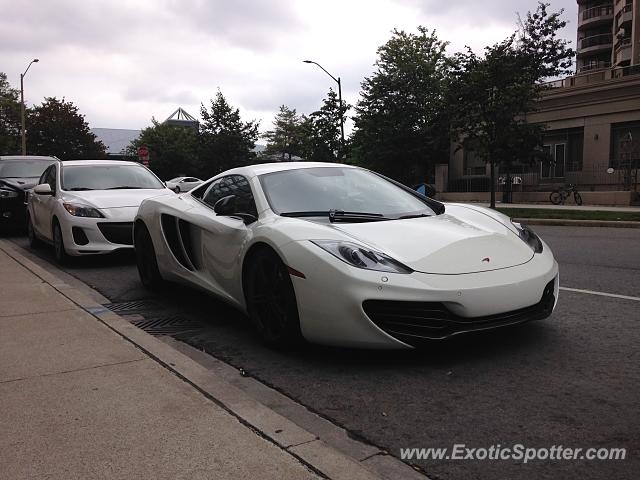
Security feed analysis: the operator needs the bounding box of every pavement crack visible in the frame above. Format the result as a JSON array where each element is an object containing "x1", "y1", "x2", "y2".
[{"x1": 0, "y1": 358, "x2": 145, "y2": 385}]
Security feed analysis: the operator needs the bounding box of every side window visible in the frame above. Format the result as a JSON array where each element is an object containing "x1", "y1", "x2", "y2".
[
  {"x1": 230, "y1": 175, "x2": 258, "y2": 217},
  {"x1": 38, "y1": 166, "x2": 51, "y2": 186},
  {"x1": 190, "y1": 179, "x2": 213, "y2": 199},
  {"x1": 202, "y1": 177, "x2": 234, "y2": 208},
  {"x1": 44, "y1": 165, "x2": 57, "y2": 193},
  {"x1": 202, "y1": 175, "x2": 258, "y2": 216}
]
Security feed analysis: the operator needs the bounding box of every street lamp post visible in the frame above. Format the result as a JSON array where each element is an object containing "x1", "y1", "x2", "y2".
[
  {"x1": 303, "y1": 60, "x2": 345, "y2": 151},
  {"x1": 20, "y1": 58, "x2": 39, "y2": 155}
]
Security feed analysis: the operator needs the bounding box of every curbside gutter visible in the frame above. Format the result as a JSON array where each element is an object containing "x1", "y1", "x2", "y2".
[
  {"x1": 0, "y1": 239, "x2": 429, "y2": 480},
  {"x1": 512, "y1": 218, "x2": 640, "y2": 228}
]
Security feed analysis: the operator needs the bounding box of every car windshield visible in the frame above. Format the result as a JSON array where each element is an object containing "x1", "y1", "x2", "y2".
[
  {"x1": 62, "y1": 164, "x2": 164, "y2": 191},
  {"x1": 259, "y1": 167, "x2": 434, "y2": 217},
  {"x1": 0, "y1": 159, "x2": 55, "y2": 178}
]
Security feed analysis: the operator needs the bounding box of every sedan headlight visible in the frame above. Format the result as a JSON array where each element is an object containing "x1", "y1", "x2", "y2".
[
  {"x1": 63, "y1": 203, "x2": 104, "y2": 218},
  {"x1": 311, "y1": 240, "x2": 413, "y2": 274},
  {"x1": 0, "y1": 188, "x2": 19, "y2": 199},
  {"x1": 511, "y1": 221, "x2": 543, "y2": 253}
]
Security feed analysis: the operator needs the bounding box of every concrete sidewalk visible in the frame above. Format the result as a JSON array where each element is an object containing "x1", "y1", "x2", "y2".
[{"x1": 0, "y1": 242, "x2": 336, "y2": 480}]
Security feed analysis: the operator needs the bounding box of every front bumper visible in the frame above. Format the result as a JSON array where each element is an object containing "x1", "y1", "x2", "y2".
[
  {"x1": 281, "y1": 240, "x2": 559, "y2": 349},
  {"x1": 0, "y1": 194, "x2": 28, "y2": 227},
  {"x1": 59, "y1": 207, "x2": 136, "y2": 256}
]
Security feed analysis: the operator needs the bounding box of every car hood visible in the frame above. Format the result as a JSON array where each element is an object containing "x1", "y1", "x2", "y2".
[
  {"x1": 0, "y1": 177, "x2": 40, "y2": 191},
  {"x1": 62, "y1": 189, "x2": 173, "y2": 209},
  {"x1": 319, "y1": 205, "x2": 534, "y2": 274}
]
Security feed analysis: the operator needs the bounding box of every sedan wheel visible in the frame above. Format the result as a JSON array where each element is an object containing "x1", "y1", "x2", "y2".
[
  {"x1": 134, "y1": 223, "x2": 164, "y2": 290},
  {"x1": 52, "y1": 222, "x2": 68, "y2": 265},
  {"x1": 27, "y1": 216, "x2": 42, "y2": 249},
  {"x1": 173, "y1": 186, "x2": 181, "y2": 194},
  {"x1": 246, "y1": 249, "x2": 302, "y2": 348}
]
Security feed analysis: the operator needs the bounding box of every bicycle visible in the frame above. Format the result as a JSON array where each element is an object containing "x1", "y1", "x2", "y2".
[{"x1": 549, "y1": 184, "x2": 582, "y2": 206}]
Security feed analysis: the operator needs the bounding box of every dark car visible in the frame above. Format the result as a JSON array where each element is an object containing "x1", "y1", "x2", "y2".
[{"x1": 0, "y1": 155, "x2": 58, "y2": 230}]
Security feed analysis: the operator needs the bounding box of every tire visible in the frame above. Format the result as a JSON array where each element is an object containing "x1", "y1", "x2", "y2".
[
  {"x1": 173, "y1": 186, "x2": 181, "y2": 194},
  {"x1": 574, "y1": 192, "x2": 583, "y2": 206},
  {"x1": 52, "y1": 221, "x2": 68, "y2": 265},
  {"x1": 549, "y1": 191, "x2": 562, "y2": 205},
  {"x1": 27, "y1": 215, "x2": 42, "y2": 249},
  {"x1": 245, "y1": 248, "x2": 303, "y2": 348},
  {"x1": 134, "y1": 223, "x2": 164, "y2": 290}
]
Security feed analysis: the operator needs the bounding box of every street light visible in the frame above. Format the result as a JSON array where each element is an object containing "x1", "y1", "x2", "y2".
[
  {"x1": 20, "y1": 58, "x2": 39, "y2": 155},
  {"x1": 303, "y1": 59, "x2": 345, "y2": 150}
]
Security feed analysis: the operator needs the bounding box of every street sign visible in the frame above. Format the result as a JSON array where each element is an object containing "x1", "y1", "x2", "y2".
[{"x1": 137, "y1": 146, "x2": 150, "y2": 166}]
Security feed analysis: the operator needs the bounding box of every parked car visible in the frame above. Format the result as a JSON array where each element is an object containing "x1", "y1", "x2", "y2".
[
  {"x1": 134, "y1": 162, "x2": 559, "y2": 349},
  {"x1": 165, "y1": 176, "x2": 203, "y2": 193},
  {"x1": 27, "y1": 160, "x2": 172, "y2": 263},
  {"x1": 0, "y1": 155, "x2": 58, "y2": 230}
]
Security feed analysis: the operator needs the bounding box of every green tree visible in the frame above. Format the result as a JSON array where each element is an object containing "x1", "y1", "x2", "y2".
[
  {"x1": 449, "y1": 2, "x2": 574, "y2": 207},
  {"x1": 263, "y1": 105, "x2": 303, "y2": 160},
  {"x1": 128, "y1": 119, "x2": 201, "y2": 180},
  {"x1": 27, "y1": 97, "x2": 106, "y2": 159},
  {"x1": 351, "y1": 27, "x2": 453, "y2": 185},
  {"x1": 0, "y1": 73, "x2": 22, "y2": 155},
  {"x1": 303, "y1": 89, "x2": 349, "y2": 162},
  {"x1": 200, "y1": 90, "x2": 259, "y2": 176}
]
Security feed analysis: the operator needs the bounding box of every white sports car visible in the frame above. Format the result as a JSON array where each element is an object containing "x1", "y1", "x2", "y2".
[
  {"x1": 134, "y1": 162, "x2": 559, "y2": 349},
  {"x1": 27, "y1": 160, "x2": 173, "y2": 263}
]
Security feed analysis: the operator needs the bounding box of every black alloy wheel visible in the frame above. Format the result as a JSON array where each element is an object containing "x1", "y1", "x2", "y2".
[
  {"x1": 52, "y1": 221, "x2": 68, "y2": 265},
  {"x1": 245, "y1": 248, "x2": 303, "y2": 348},
  {"x1": 27, "y1": 215, "x2": 42, "y2": 249},
  {"x1": 134, "y1": 223, "x2": 164, "y2": 290}
]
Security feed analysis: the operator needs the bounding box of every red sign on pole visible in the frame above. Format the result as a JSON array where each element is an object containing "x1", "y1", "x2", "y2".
[{"x1": 137, "y1": 146, "x2": 150, "y2": 166}]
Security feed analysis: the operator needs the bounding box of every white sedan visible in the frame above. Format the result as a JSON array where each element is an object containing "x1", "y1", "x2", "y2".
[
  {"x1": 27, "y1": 160, "x2": 172, "y2": 263},
  {"x1": 134, "y1": 162, "x2": 559, "y2": 349},
  {"x1": 165, "y1": 176, "x2": 203, "y2": 193}
]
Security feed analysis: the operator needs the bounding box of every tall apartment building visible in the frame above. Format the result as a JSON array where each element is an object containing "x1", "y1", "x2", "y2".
[{"x1": 442, "y1": 0, "x2": 640, "y2": 204}]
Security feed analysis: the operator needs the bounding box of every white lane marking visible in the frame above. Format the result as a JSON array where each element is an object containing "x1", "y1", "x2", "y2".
[{"x1": 560, "y1": 287, "x2": 640, "y2": 302}]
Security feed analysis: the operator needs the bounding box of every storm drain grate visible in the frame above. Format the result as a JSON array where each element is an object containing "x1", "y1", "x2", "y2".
[
  {"x1": 104, "y1": 300, "x2": 162, "y2": 314},
  {"x1": 130, "y1": 315, "x2": 206, "y2": 337}
]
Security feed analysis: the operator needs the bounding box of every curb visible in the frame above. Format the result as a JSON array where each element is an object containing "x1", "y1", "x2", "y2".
[
  {"x1": 512, "y1": 218, "x2": 640, "y2": 228},
  {"x1": 0, "y1": 239, "x2": 429, "y2": 480}
]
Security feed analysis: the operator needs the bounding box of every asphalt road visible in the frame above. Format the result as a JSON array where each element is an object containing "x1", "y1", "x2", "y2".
[{"x1": 5, "y1": 226, "x2": 640, "y2": 480}]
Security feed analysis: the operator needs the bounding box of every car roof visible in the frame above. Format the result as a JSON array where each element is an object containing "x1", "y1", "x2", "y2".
[
  {"x1": 226, "y1": 162, "x2": 357, "y2": 178},
  {"x1": 59, "y1": 160, "x2": 143, "y2": 167},
  {"x1": 0, "y1": 155, "x2": 58, "y2": 161}
]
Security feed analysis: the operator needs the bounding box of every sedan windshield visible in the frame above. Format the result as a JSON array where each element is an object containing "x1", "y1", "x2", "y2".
[
  {"x1": 62, "y1": 164, "x2": 164, "y2": 191},
  {"x1": 259, "y1": 167, "x2": 434, "y2": 218},
  {"x1": 0, "y1": 159, "x2": 55, "y2": 178}
]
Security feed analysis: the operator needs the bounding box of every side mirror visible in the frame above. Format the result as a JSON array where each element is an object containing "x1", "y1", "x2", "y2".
[
  {"x1": 34, "y1": 184, "x2": 53, "y2": 195},
  {"x1": 213, "y1": 195, "x2": 237, "y2": 216}
]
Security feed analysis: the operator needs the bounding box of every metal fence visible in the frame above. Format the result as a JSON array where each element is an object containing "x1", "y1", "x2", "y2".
[{"x1": 447, "y1": 163, "x2": 639, "y2": 193}]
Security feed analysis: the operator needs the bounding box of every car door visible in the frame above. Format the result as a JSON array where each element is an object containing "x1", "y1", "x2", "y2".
[
  {"x1": 185, "y1": 175, "x2": 257, "y2": 301},
  {"x1": 31, "y1": 165, "x2": 58, "y2": 239}
]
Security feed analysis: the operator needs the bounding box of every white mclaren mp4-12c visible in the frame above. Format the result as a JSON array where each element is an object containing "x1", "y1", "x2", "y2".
[{"x1": 134, "y1": 162, "x2": 559, "y2": 349}]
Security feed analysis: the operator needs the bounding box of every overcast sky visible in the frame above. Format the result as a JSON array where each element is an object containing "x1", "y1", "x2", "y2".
[{"x1": 1, "y1": 0, "x2": 577, "y2": 135}]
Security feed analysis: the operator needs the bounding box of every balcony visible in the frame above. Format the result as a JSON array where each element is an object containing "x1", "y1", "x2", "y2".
[
  {"x1": 615, "y1": 4, "x2": 633, "y2": 30},
  {"x1": 579, "y1": 4, "x2": 614, "y2": 29},
  {"x1": 578, "y1": 33, "x2": 614, "y2": 56},
  {"x1": 578, "y1": 61, "x2": 612, "y2": 73},
  {"x1": 614, "y1": 38, "x2": 632, "y2": 64}
]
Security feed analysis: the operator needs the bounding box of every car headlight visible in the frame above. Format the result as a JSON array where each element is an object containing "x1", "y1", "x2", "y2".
[
  {"x1": 63, "y1": 203, "x2": 104, "y2": 218},
  {"x1": 511, "y1": 221, "x2": 543, "y2": 253},
  {"x1": 0, "y1": 188, "x2": 19, "y2": 199},
  {"x1": 311, "y1": 240, "x2": 413, "y2": 274}
]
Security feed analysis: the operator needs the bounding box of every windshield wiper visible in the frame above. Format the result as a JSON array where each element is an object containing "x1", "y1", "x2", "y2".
[
  {"x1": 398, "y1": 213, "x2": 431, "y2": 219},
  {"x1": 280, "y1": 210, "x2": 390, "y2": 223},
  {"x1": 106, "y1": 186, "x2": 145, "y2": 190}
]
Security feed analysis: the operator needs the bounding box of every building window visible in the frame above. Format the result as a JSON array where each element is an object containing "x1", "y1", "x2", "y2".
[
  {"x1": 463, "y1": 149, "x2": 486, "y2": 175},
  {"x1": 611, "y1": 121, "x2": 640, "y2": 168},
  {"x1": 541, "y1": 128, "x2": 584, "y2": 177}
]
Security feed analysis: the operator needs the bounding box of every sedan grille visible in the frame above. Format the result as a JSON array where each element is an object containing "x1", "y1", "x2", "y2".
[
  {"x1": 97, "y1": 222, "x2": 134, "y2": 245},
  {"x1": 363, "y1": 279, "x2": 555, "y2": 346}
]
